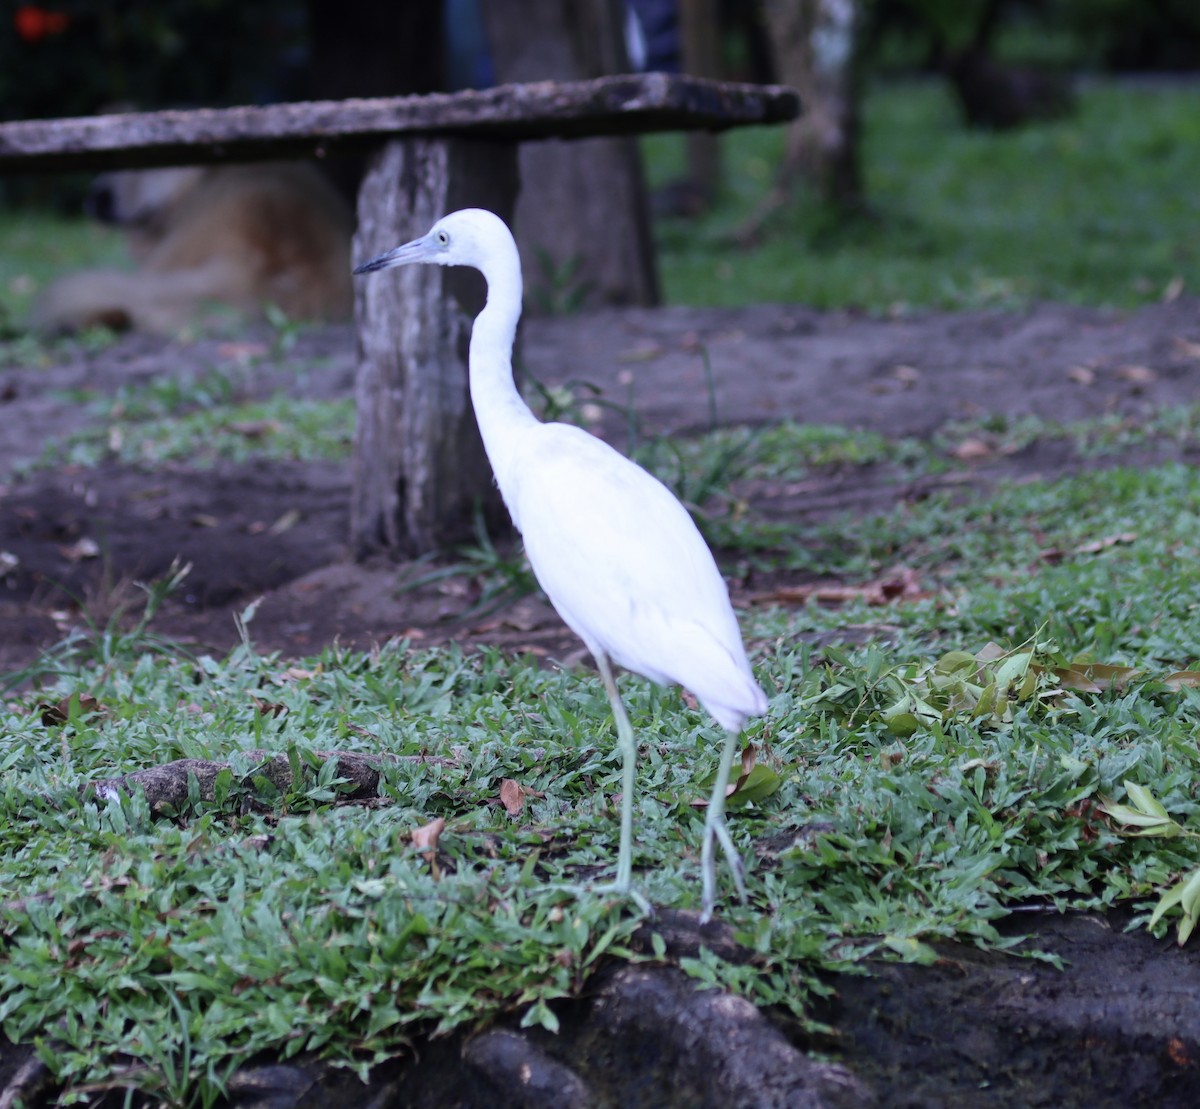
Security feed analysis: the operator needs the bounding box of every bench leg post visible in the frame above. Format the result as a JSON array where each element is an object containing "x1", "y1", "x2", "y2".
[{"x1": 351, "y1": 137, "x2": 518, "y2": 558}]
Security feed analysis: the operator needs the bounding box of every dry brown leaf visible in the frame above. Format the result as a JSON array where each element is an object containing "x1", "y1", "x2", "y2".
[
  {"x1": 751, "y1": 567, "x2": 928, "y2": 608},
  {"x1": 1040, "y1": 532, "x2": 1135, "y2": 562},
  {"x1": 1074, "y1": 532, "x2": 1136, "y2": 554},
  {"x1": 499, "y1": 778, "x2": 526, "y2": 817},
  {"x1": 1161, "y1": 670, "x2": 1200, "y2": 691},
  {"x1": 227, "y1": 419, "x2": 282, "y2": 439},
  {"x1": 250, "y1": 696, "x2": 287, "y2": 717},
  {"x1": 1050, "y1": 662, "x2": 1141, "y2": 693},
  {"x1": 267, "y1": 509, "x2": 302, "y2": 536},
  {"x1": 216, "y1": 341, "x2": 269, "y2": 362},
  {"x1": 1115, "y1": 365, "x2": 1157, "y2": 385},
  {"x1": 58, "y1": 537, "x2": 100, "y2": 562},
  {"x1": 1171, "y1": 336, "x2": 1200, "y2": 361},
  {"x1": 950, "y1": 438, "x2": 994, "y2": 462},
  {"x1": 280, "y1": 665, "x2": 320, "y2": 681},
  {"x1": 411, "y1": 817, "x2": 446, "y2": 878},
  {"x1": 1066, "y1": 365, "x2": 1096, "y2": 386},
  {"x1": 40, "y1": 693, "x2": 105, "y2": 726},
  {"x1": 618, "y1": 343, "x2": 664, "y2": 363},
  {"x1": 1163, "y1": 275, "x2": 1185, "y2": 303}
]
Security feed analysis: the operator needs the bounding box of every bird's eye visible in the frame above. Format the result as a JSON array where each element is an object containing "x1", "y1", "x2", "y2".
[{"x1": 436, "y1": 230, "x2": 449, "y2": 245}]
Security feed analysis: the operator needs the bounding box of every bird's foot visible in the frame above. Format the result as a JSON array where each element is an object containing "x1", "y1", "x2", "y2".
[{"x1": 699, "y1": 811, "x2": 748, "y2": 925}]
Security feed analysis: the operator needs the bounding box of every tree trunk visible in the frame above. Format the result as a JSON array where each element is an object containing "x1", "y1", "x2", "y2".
[
  {"x1": 351, "y1": 137, "x2": 518, "y2": 557},
  {"x1": 306, "y1": 0, "x2": 445, "y2": 200},
  {"x1": 743, "y1": 0, "x2": 862, "y2": 237},
  {"x1": 679, "y1": 0, "x2": 722, "y2": 207},
  {"x1": 482, "y1": 0, "x2": 659, "y2": 311}
]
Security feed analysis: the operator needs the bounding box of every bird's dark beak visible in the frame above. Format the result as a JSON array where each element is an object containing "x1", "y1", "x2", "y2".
[{"x1": 353, "y1": 234, "x2": 435, "y2": 275}]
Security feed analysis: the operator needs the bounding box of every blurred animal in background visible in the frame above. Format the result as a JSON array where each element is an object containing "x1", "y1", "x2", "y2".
[{"x1": 33, "y1": 161, "x2": 354, "y2": 334}]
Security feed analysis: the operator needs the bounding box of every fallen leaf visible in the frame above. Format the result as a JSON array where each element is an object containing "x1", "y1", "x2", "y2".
[
  {"x1": 1162, "y1": 670, "x2": 1200, "y2": 691},
  {"x1": 1171, "y1": 336, "x2": 1200, "y2": 361},
  {"x1": 1074, "y1": 532, "x2": 1136, "y2": 555},
  {"x1": 618, "y1": 343, "x2": 663, "y2": 363},
  {"x1": 227, "y1": 419, "x2": 282, "y2": 439},
  {"x1": 499, "y1": 778, "x2": 526, "y2": 816},
  {"x1": 191, "y1": 514, "x2": 219, "y2": 528},
  {"x1": 1066, "y1": 365, "x2": 1096, "y2": 386},
  {"x1": 1040, "y1": 532, "x2": 1136, "y2": 562},
  {"x1": 1115, "y1": 365, "x2": 1157, "y2": 386},
  {"x1": 40, "y1": 693, "x2": 105, "y2": 726},
  {"x1": 1163, "y1": 275, "x2": 1184, "y2": 303},
  {"x1": 950, "y1": 438, "x2": 993, "y2": 462},
  {"x1": 751, "y1": 567, "x2": 928, "y2": 608},
  {"x1": 58, "y1": 537, "x2": 100, "y2": 562},
  {"x1": 279, "y1": 666, "x2": 320, "y2": 681},
  {"x1": 250, "y1": 696, "x2": 287, "y2": 717},
  {"x1": 267, "y1": 508, "x2": 302, "y2": 536},
  {"x1": 1167, "y1": 1037, "x2": 1191, "y2": 1067},
  {"x1": 217, "y1": 341, "x2": 269, "y2": 362},
  {"x1": 1051, "y1": 662, "x2": 1141, "y2": 693},
  {"x1": 692, "y1": 743, "x2": 783, "y2": 809},
  {"x1": 411, "y1": 817, "x2": 446, "y2": 878}
]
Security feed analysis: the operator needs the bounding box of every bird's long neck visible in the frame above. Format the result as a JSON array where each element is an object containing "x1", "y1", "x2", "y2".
[{"x1": 468, "y1": 256, "x2": 538, "y2": 498}]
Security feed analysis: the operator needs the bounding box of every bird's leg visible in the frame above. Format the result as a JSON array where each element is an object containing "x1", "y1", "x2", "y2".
[
  {"x1": 595, "y1": 653, "x2": 637, "y2": 894},
  {"x1": 700, "y1": 727, "x2": 748, "y2": 924},
  {"x1": 544, "y1": 654, "x2": 650, "y2": 916}
]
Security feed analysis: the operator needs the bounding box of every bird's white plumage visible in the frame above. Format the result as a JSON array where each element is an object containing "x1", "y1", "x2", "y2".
[
  {"x1": 509, "y1": 423, "x2": 764, "y2": 731},
  {"x1": 354, "y1": 208, "x2": 767, "y2": 918}
]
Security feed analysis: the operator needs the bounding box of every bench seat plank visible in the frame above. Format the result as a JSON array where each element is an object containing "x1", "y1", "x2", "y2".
[{"x1": 0, "y1": 74, "x2": 799, "y2": 173}]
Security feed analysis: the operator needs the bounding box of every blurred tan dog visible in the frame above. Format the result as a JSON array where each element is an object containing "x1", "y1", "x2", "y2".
[{"x1": 33, "y1": 162, "x2": 354, "y2": 334}]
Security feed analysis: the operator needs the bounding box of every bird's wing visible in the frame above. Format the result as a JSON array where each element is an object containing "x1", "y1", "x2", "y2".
[{"x1": 511, "y1": 424, "x2": 746, "y2": 683}]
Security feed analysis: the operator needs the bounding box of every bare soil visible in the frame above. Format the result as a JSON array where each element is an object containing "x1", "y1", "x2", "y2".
[
  {"x1": 2, "y1": 297, "x2": 1200, "y2": 1106},
  {"x1": 4, "y1": 297, "x2": 1200, "y2": 675}
]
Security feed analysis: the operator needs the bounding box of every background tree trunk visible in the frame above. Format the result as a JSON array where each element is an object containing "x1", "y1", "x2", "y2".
[
  {"x1": 305, "y1": 0, "x2": 445, "y2": 202},
  {"x1": 351, "y1": 137, "x2": 517, "y2": 557},
  {"x1": 482, "y1": 0, "x2": 659, "y2": 311},
  {"x1": 679, "y1": 0, "x2": 722, "y2": 207},
  {"x1": 745, "y1": 0, "x2": 862, "y2": 236}
]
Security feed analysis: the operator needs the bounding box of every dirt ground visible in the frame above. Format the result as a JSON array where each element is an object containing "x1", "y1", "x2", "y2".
[
  {"x1": 3, "y1": 297, "x2": 1200, "y2": 1106},
  {"x1": 4, "y1": 296, "x2": 1200, "y2": 676}
]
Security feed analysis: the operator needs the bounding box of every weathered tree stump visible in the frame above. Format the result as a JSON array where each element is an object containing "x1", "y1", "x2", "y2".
[{"x1": 351, "y1": 138, "x2": 518, "y2": 556}]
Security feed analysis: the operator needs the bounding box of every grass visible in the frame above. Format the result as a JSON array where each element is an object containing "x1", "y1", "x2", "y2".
[
  {"x1": 5, "y1": 455, "x2": 1200, "y2": 1102},
  {"x1": 646, "y1": 81, "x2": 1200, "y2": 312},
  {"x1": 0, "y1": 208, "x2": 126, "y2": 333}
]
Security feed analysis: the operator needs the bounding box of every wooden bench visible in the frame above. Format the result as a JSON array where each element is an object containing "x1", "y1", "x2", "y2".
[{"x1": 0, "y1": 74, "x2": 800, "y2": 555}]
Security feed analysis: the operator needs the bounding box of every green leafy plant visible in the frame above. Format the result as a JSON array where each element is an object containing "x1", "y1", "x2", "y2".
[{"x1": 1100, "y1": 782, "x2": 1200, "y2": 945}]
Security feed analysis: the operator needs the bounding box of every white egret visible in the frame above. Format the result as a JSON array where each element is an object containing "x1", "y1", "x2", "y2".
[{"x1": 355, "y1": 209, "x2": 768, "y2": 921}]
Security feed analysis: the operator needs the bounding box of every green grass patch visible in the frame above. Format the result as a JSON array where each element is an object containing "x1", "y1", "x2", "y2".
[
  {"x1": 0, "y1": 209, "x2": 127, "y2": 332},
  {"x1": 30, "y1": 393, "x2": 354, "y2": 472},
  {"x1": 6, "y1": 458, "x2": 1200, "y2": 1101},
  {"x1": 648, "y1": 81, "x2": 1200, "y2": 311}
]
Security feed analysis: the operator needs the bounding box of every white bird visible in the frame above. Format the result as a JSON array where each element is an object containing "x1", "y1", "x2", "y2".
[{"x1": 355, "y1": 209, "x2": 768, "y2": 921}]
